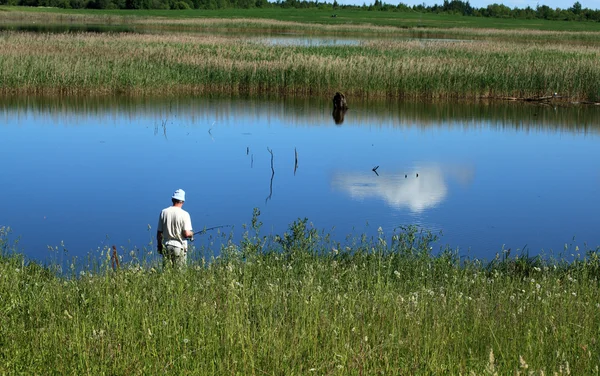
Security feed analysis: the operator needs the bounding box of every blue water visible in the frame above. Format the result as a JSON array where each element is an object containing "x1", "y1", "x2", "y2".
[{"x1": 1, "y1": 97, "x2": 599, "y2": 264}]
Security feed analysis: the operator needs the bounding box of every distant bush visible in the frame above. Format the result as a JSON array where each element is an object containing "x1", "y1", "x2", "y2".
[{"x1": 172, "y1": 0, "x2": 190, "y2": 8}]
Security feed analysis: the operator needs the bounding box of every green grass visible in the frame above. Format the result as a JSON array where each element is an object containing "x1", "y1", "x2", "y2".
[
  {"x1": 4, "y1": 6, "x2": 600, "y2": 32},
  {"x1": 1, "y1": 219, "x2": 600, "y2": 374}
]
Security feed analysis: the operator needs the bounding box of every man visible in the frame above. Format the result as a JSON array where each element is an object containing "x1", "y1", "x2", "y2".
[{"x1": 157, "y1": 189, "x2": 193, "y2": 269}]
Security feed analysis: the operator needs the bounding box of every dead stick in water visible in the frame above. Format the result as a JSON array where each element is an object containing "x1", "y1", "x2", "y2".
[
  {"x1": 268, "y1": 147, "x2": 274, "y2": 174},
  {"x1": 294, "y1": 148, "x2": 298, "y2": 175},
  {"x1": 266, "y1": 147, "x2": 274, "y2": 203}
]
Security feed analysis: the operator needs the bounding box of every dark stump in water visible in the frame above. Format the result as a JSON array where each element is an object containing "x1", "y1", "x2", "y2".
[
  {"x1": 332, "y1": 92, "x2": 348, "y2": 125},
  {"x1": 333, "y1": 92, "x2": 348, "y2": 110}
]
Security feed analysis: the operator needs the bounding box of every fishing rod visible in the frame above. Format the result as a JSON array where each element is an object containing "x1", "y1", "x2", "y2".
[{"x1": 193, "y1": 225, "x2": 232, "y2": 236}]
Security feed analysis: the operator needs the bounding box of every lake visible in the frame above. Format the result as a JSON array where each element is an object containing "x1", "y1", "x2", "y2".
[{"x1": 1, "y1": 95, "x2": 599, "y2": 264}]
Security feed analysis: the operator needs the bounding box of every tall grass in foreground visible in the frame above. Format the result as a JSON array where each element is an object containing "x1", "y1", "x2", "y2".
[
  {"x1": 1, "y1": 30, "x2": 599, "y2": 101},
  {"x1": 1, "y1": 220, "x2": 599, "y2": 374}
]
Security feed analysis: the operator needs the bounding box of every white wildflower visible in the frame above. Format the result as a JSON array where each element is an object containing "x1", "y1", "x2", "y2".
[{"x1": 519, "y1": 355, "x2": 529, "y2": 370}]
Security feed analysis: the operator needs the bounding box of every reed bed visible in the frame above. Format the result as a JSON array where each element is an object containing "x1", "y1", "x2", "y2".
[
  {"x1": 1, "y1": 30, "x2": 599, "y2": 100},
  {"x1": 1, "y1": 221, "x2": 599, "y2": 374},
  {"x1": 4, "y1": 9, "x2": 600, "y2": 44}
]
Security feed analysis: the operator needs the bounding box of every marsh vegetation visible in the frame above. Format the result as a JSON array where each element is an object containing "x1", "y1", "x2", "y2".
[
  {"x1": 1, "y1": 10, "x2": 600, "y2": 101},
  {"x1": 1, "y1": 29, "x2": 599, "y2": 101}
]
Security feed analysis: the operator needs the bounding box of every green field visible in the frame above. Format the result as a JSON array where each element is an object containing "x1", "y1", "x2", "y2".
[
  {"x1": 4, "y1": 6, "x2": 600, "y2": 32},
  {"x1": 1, "y1": 221, "x2": 600, "y2": 374}
]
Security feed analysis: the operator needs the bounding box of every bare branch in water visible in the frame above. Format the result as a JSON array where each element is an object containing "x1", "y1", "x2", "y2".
[
  {"x1": 372, "y1": 165, "x2": 379, "y2": 176},
  {"x1": 266, "y1": 147, "x2": 274, "y2": 204},
  {"x1": 294, "y1": 147, "x2": 298, "y2": 176},
  {"x1": 162, "y1": 119, "x2": 168, "y2": 140},
  {"x1": 208, "y1": 121, "x2": 215, "y2": 142}
]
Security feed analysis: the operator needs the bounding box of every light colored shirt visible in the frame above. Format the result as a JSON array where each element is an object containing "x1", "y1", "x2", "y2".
[{"x1": 157, "y1": 206, "x2": 193, "y2": 249}]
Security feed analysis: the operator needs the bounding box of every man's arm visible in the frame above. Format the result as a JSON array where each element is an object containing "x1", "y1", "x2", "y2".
[
  {"x1": 157, "y1": 231, "x2": 163, "y2": 254},
  {"x1": 183, "y1": 212, "x2": 193, "y2": 239}
]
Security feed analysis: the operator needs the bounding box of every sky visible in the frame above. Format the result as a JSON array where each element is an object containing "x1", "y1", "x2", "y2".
[{"x1": 337, "y1": 0, "x2": 600, "y2": 10}]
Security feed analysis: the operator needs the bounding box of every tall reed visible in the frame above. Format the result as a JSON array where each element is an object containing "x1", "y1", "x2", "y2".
[{"x1": 1, "y1": 31, "x2": 599, "y2": 101}]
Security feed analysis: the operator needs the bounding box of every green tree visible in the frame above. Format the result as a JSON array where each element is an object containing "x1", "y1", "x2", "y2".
[
  {"x1": 536, "y1": 4, "x2": 556, "y2": 19},
  {"x1": 570, "y1": 1, "x2": 582, "y2": 15},
  {"x1": 484, "y1": 3, "x2": 511, "y2": 18}
]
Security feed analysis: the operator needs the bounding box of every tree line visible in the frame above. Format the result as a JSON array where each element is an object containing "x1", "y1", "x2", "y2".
[
  {"x1": 412, "y1": 0, "x2": 599, "y2": 22},
  {"x1": 2, "y1": 0, "x2": 599, "y2": 23}
]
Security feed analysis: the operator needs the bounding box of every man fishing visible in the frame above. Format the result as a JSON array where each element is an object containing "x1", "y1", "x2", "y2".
[{"x1": 157, "y1": 189, "x2": 193, "y2": 269}]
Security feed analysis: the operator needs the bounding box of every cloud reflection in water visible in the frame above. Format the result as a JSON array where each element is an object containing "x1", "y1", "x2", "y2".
[{"x1": 331, "y1": 165, "x2": 473, "y2": 213}]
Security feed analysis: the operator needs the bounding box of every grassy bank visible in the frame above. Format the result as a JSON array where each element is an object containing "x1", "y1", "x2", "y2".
[
  {"x1": 1, "y1": 222, "x2": 600, "y2": 374},
  {"x1": 4, "y1": 6, "x2": 600, "y2": 32},
  {"x1": 1, "y1": 27, "x2": 599, "y2": 100}
]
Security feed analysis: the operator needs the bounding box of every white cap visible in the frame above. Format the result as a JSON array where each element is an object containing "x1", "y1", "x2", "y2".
[{"x1": 172, "y1": 189, "x2": 186, "y2": 201}]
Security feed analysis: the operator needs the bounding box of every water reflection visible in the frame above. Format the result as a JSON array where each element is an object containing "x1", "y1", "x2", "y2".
[
  {"x1": 332, "y1": 165, "x2": 474, "y2": 213},
  {"x1": 253, "y1": 35, "x2": 473, "y2": 47},
  {"x1": 254, "y1": 36, "x2": 363, "y2": 47},
  {"x1": 1, "y1": 95, "x2": 598, "y2": 134},
  {"x1": 332, "y1": 106, "x2": 347, "y2": 125}
]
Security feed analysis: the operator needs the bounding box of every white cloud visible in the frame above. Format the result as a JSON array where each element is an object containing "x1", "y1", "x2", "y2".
[
  {"x1": 331, "y1": 164, "x2": 474, "y2": 213},
  {"x1": 331, "y1": 166, "x2": 447, "y2": 213}
]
